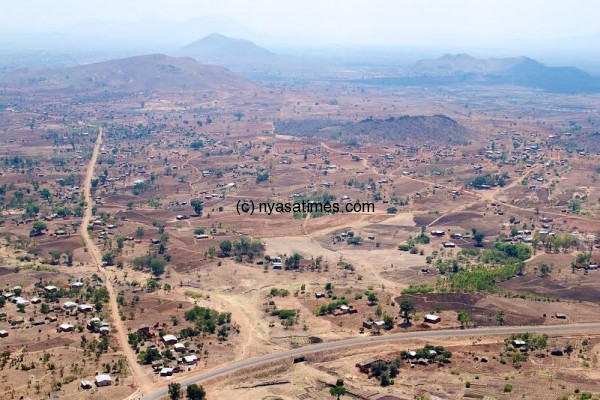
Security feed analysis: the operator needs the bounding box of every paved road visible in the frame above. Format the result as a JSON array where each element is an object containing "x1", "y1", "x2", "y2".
[{"x1": 142, "y1": 322, "x2": 600, "y2": 400}]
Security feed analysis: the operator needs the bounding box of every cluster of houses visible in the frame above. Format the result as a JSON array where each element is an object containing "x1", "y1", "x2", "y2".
[
  {"x1": 429, "y1": 229, "x2": 462, "y2": 248},
  {"x1": 0, "y1": 282, "x2": 111, "y2": 335},
  {"x1": 511, "y1": 337, "x2": 567, "y2": 357},
  {"x1": 55, "y1": 306, "x2": 110, "y2": 334},
  {"x1": 80, "y1": 373, "x2": 113, "y2": 390},
  {"x1": 127, "y1": 327, "x2": 201, "y2": 378},
  {"x1": 362, "y1": 320, "x2": 386, "y2": 330},
  {"x1": 160, "y1": 333, "x2": 199, "y2": 365}
]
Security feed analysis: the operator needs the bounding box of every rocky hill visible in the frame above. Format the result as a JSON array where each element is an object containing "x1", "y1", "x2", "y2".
[{"x1": 275, "y1": 115, "x2": 474, "y2": 145}]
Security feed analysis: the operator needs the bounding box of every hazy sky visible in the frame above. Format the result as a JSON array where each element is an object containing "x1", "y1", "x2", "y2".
[{"x1": 3, "y1": 0, "x2": 600, "y2": 47}]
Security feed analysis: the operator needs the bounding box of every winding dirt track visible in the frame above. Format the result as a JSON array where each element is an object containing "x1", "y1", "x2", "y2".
[{"x1": 81, "y1": 127, "x2": 153, "y2": 397}]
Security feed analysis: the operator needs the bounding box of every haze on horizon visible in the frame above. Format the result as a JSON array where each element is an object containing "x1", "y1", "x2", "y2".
[{"x1": 3, "y1": 0, "x2": 600, "y2": 52}]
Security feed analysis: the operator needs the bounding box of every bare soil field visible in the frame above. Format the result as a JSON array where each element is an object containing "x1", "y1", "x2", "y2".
[{"x1": 1, "y1": 55, "x2": 600, "y2": 400}]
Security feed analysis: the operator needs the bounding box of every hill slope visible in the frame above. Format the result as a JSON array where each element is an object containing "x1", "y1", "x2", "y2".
[
  {"x1": 275, "y1": 115, "x2": 474, "y2": 145},
  {"x1": 181, "y1": 33, "x2": 276, "y2": 63},
  {"x1": 0, "y1": 54, "x2": 254, "y2": 92}
]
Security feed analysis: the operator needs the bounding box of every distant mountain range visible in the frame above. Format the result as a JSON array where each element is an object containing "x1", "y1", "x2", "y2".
[
  {"x1": 0, "y1": 54, "x2": 253, "y2": 93},
  {"x1": 363, "y1": 54, "x2": 600, "y2": 93},
  {"x1": 181, "y1": 33, "x2": 277, "y2": 65}
]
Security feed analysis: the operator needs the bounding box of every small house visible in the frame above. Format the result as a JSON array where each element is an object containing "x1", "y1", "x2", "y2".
[
  {"x1": 78, "y1": 304, "x2": 94, "y2": 313},
  {"x1": 63, "y1": 301, "x2": 78, "y2": 309},
  {"x1": 551, "y1": 347, "x2": 564, "y2": 356},
  {"x1": 16, "y1": 298, "x2": 30, "y2": 307},
  {"x1": 80, "y1": 380, "x2": 93, "y2": 389},
  {"x1": 94, "y1": 374, "x2": 112, "y2": 387},
  {"x1": 512, "y1": 339, "x2": 526, "y2": 347},
  {"x1": 0, "y1": 330, "x2": 8, "y2": 338},
  {"x1": 58, "y1": 323, "x2": 74, "y2": 332},
  {"x1": 443, "y1": 242, "x2": 456, "y2": 248},
  {"x1": 173, "y1": 343, "x2": 186, "y2": 352},
  {"x1": 162, "y1": 334, "x2": 178, "y2": 345},
  {"x1": 356, "y1": 358, "x2": 385, "y2": 374},
  {"x1": 338, "y1": 304, "x2": 351, "y2": 314},
  {"x1": 160, "y1": 367, "x2": 174, "y2": 376},
  {"x1": 315, "y1": 292, "x2": 325, "y2": 299},
  {"x1": 424, "y1": 314, "x2": 441, "y2": 324},
  {"x1": 183, "y1": 355, "x2": 198, "y2": 365},
  {"x1": 138, "y1": 324, "x2": 154, "y2": 339},
  {"x1": 88, "y1": 317, "x2": 101, "y2": 332}
]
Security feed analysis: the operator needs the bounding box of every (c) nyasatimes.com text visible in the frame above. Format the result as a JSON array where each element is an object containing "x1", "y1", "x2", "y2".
[{"x1": 236, "y1": 200, "x2": 375, "y2": 216}]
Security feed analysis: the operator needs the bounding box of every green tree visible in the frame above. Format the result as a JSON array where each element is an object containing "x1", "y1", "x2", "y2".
[
  {"x1": 30, "y1": 221, "x2": 47, "y2": 237},
  {"x1": 186, "y1": 384, "x2": 206, "y2": 400},
  {"x1": 168, "y1": 382, "x2": 181, "y2": 400},
  {"x1": 49, "y1": 250, "x2": 62, "y2": 265},
  {"x1": 135, "y1": 226, "x2": 145, "y2": 239},
  {"x1": 457, "y1": 310, "x2": 472, "y2": 328},
  {"x1": 367, "y1": 292, "x2": 378, "y2": 305},
  {"x1": 539, "y1": 263, "x2": 551, "y2": 277},
  {"x1": 40, "y1": 188, "x2": 51, "y2": 200},
  {"x1": 65, "y1": 250, "x2": 74, "y2": 267},
  {"x1": 329, "y1": 378, "x2": 346, "y2": 399},
  {"x1": 219, "y1": 240, "x2": 232, "y2": 257},
  {"x1": 496, "y1": 310, "x2": 505, "y2": 326},
  {"x1": 139, "y1": 348, "x2": 161, "y2": 364},
  {"x1": 565, "y1": 343, "x2": 574, "y2": 355},
  {"x1": 399, "y1": 299, "x2": 416, "y2": 325},
  {"x1": 102, "y1": 252, "x2": 115, "y2": 265},
  {"x1": 285, "y1": 253, "x2": 303, "y2": 269},
  {"x1": 383, "y1": 314, "x2": 394, "y2": 330},
  {"x1": 150, "y1": 258, "x2": 166, "y2": 277},
  {"x1": 207, "y1": 246, "x2": 215, "y2": 258},
  {"x1": 472, "y1": 228, "x2": 485, "y2": 246},
  {"x1": 190, "y1": 199, "x2": 203, "y2": 214}
]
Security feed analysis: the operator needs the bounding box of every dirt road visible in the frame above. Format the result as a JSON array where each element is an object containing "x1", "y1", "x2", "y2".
[{"x1": 81, "y1": 127, "x2": 154, "y2": 396}]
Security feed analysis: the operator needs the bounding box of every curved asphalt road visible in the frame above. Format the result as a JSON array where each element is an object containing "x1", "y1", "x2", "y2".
[{"x1": 142, "y1": 322, "x2": 600, "y2": 400}]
